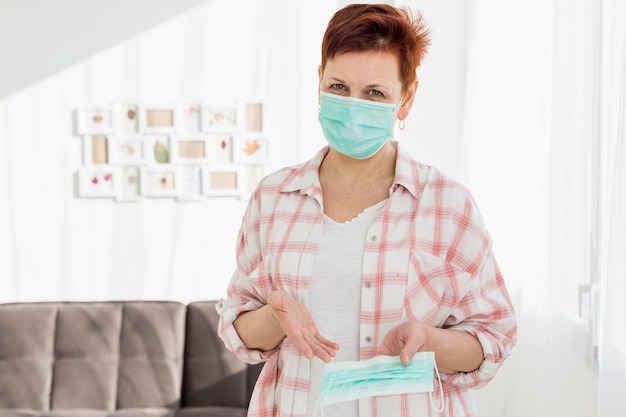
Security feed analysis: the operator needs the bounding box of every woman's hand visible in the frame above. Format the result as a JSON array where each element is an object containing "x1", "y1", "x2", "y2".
[
  {"x1": 379, "y1": 320, "x2": 485, "y2": 373},
  {"x1": 268, "y1": 290, "x2": 339, "y2": 362},
  {"x1": 379, "y1": 321, "x2": 426, "y2": 366}
]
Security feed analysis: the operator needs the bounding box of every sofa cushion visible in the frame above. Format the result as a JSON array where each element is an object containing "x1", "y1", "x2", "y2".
[
  {"x1": 117, "y1": 303, "x2": 185, "y2": 409},
  {"x1": 181, "y1": 302, "x2": 262, "y2": 409},
  {"x1": 0, "y1": 304, "x2": 56, "y2": 410},
  {"x1": 51, "y1": 303, "x2": 121, "y2": 410}
]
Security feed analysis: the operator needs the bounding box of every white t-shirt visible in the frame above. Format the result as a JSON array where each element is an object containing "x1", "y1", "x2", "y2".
[{"x1": 307, "y1": 200, "x2": 387, "y2": 417}]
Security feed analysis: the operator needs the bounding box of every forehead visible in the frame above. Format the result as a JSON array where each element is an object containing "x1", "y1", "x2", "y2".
[{"x1": 322, "y1": 50, "x2": 402, "y2": 87}]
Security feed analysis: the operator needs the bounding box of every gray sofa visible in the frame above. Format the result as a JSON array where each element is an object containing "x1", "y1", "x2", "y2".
[{"x1": 0, "y1": 301, "x2": 262, "y2": 417}]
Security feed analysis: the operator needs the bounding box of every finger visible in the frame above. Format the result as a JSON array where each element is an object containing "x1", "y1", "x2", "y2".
[
  {"x1": 303, "y1": 333, "x2": 337, "y2": 362},
  {"x1": 319, "y1": 342, "x2": 338, "y2": 359},
  {"x1": 312, "y1": 345, "x2": 332, "y2": 362},
  {"x1": 298, "y1": 341, "x2": 314, "y2": 360},
  {"x1": 311, "y1": 341, "x2": 339, "y2": 362},
  {"x1": 288, "y1": 332, "x2": 315, "y2": 360},
  {"x1": 305, "y1": 334, "x2": 329, "y2": 361},
  {"x1": 378, "y1": 344, "x2": 393, "y2": 356},
  {"x1": 316, "y1": 334, "x2": 340, "y2": 351}
]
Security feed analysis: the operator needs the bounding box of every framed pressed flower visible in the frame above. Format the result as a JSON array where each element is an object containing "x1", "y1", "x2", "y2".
[
  {"x1": 143, "y1": 165, "x2": 178, "y2": 197},
  {"x1": 75, "y1": 107, "x2": 114, "y2": 135},
  {"x1": 77, "y1": 167, "x2": 118, "y2": 197},
  {"x1": 108, "y1": 136, "x2": 146, "y2": 165}
]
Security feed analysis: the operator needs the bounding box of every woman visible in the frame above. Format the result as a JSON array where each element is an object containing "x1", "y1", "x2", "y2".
[{"x1": 217, "y1": 4, "x2": 517, "y2": 416}]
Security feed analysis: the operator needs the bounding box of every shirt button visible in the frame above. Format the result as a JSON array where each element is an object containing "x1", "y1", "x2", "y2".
[
  {"x1": 370, "y1": 235, "x2": 378, "y2": 242},
  {"x1": 364, "y1": 282, "x2": 371, "y2": 288},
  {"x1": 365, "y1": 336, "x2": 372, "y2": 343}
]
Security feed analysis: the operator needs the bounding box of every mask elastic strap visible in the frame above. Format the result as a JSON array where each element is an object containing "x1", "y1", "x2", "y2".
[
  {"x1": 429, "y1": 360, "x2": 445, "y2": 414},
  {"x1": 313, "y1": 398, "x2": 325, "y2": 417}
]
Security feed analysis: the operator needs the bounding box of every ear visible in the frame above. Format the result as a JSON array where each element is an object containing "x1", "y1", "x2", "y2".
[
  {"x1": 398, "y1": 79, "x2": 419, "y2": 121},
  {"x1": 317, "y1": 65, "x2": 323, "y2": 103}
]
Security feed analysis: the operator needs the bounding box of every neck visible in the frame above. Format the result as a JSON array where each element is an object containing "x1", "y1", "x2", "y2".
[{"x1": 321, "y1": 141, "x2": 397, "y2": 182}]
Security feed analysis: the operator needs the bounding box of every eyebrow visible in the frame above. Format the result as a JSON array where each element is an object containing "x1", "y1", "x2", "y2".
[
  {"x1": 328, "y1": 77, "x2": 390, "y2": 91},
  {"x1": 328, "y1": 77, "x2": 346, "y2": 84}
]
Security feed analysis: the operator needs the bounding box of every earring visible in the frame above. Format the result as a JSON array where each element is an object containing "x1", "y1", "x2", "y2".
[{"x1": 399, "y1": 119, "x2": 406, "y2": 130}]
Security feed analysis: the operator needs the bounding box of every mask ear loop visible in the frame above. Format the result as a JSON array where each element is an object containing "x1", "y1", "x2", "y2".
[
  {"x1": 314, "y1": 398, "x2": 325, "y2": 417},
  {"x1": 429, "y1": 360, "x2": 445, "y2": 414}
]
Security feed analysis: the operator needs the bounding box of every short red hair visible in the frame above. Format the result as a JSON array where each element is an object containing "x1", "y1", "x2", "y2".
[{"x1": 321, "y1": 4, "x2": 431, "y2": 91}]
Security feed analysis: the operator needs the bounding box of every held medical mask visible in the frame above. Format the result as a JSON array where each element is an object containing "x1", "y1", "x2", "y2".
[
  {"x1": 317, "y1": 353, "x2": 444, "y2": 414},
  {"x1": 318, "y1": 92, "x2": 397, "y2": 159}
]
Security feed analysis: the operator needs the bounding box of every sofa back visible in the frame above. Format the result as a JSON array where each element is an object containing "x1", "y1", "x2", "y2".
[
  {"x1": 182, "y1": 301, "x2": 263, "y2": 409},
  {"x1": 0, "y1": 301, "x2": 186, "y2": 411}
]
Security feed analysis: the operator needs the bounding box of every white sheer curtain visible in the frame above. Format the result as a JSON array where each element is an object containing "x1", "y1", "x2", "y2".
[
  {"x1": 461, "y1": 0, "x2": 603, "y2": 416},
  {"x1": 0, "y1": 0, "x2": 332, "y2": 303},
  {"x1": 0, "y1": 0, "x2": 343, "y2": 304},
  {"x1": 598, "y1": 0, "x2": 626, "y2": 414},
  {"x1": 0, "y1": 0, "x2": 258, "y2": 302}
]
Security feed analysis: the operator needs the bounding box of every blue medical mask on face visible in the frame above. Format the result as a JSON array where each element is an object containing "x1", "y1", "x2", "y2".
[
  {"x1": 318, "y1": 92, "x2": 397, "y2": 159},
  {"x1": 317, "y1": 353, "x2": 444, "y2": 414}
]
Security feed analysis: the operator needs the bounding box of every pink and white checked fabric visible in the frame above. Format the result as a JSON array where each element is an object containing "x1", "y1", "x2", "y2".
[{"x1": 217, "y1": 143, "x2": 517, "y2": 417}]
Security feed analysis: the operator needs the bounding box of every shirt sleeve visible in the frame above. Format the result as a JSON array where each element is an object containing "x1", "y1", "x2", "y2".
[
  {"x1": 440, "y1": 250, "x2": 517, "y2": 388},
  {"x1": 438, "y1": 194, "x2": 518, "y2": 388},
  {"x1": 216, "y1": 188, "x2": 279, "y2": 365}
]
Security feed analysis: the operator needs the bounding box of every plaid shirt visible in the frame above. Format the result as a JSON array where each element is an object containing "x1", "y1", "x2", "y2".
[{"x1": 217, "y1": 143, "x2": 517, "y2": 417}]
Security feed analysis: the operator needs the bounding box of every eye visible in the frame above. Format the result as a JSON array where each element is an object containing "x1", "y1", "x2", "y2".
[
  {"x1": 368, "y1": 89, "x2": 384, "y2": 98},
  {"x1": 329, "y1": 83, "x2": 347, "y2": 91}
]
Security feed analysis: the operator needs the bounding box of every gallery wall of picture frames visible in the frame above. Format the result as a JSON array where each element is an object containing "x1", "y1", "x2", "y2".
[{"x1": 72, "y1": 102, "x2": 268, "y2": 202}]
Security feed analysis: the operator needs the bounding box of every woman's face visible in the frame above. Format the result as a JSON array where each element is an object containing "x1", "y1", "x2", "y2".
[{"x1": 318, "y1": 49, "x2": 416, "y2": 119}]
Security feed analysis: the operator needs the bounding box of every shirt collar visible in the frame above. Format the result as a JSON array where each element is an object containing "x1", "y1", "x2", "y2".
[
  {"x1": 279, "y1": 142, "x2": 423, "y2": 200},
  {"x1": 279, "y1": 146, "x2": 328, "y2": 197},
  {"x1": 392, "y1": 142, "x2": 422, "y2": 199}
]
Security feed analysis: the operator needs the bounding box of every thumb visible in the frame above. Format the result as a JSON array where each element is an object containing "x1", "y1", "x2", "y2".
[
  {"x1": 268, "y1": 291, "x2": 287, "y2": 312},
  {"x1": 400, "y1": 347, "x2": 414, "y2": 366}
]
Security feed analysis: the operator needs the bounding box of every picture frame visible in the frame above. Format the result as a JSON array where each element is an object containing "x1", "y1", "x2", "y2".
[
  {"x1": 82, "y1": 135, "x2": 110, "y2": 165},
  {"x1": 143, "y1": 136, "x2": 171, "y2": 165},
  {"x1": 139, "y1": 105, "x2": 178, "y2": 134},
  {"x1": 108, "y1": 135, "x2": 145, "y2": 165},
  {"x1": 203, "y1": 166, "x2": 242, "y2": 197},
  {"x1": 178, "y1": 103, "x2": 202, "y2": 133},
  {"x1": 243, "y1": 102, "x2": 263, "y2": 132},
  {"x1": 75, "y1": 107, "x2": 114, "y2": 135},
  {"x1": 77, "y1": 167, "x2": 118, "y2": 198},
  {"x1": 201, "y1": 103, "x2": 240, "y2": 132},
  {"x1": 142, "y1": 165, "x2": 178, "y2": 197},
  {"x1": 115, "y1": 165, "x2": 143, "y2": 202},
  {"x1": 115, "y1": 103, "x2": 139, "y2": 134},
  {"x1": 176, "y1": 165, "x2": 204, "y2": 201},
  {"x1": 206, "y1": 133, "x2": 233, "y2": 165},
  {"x1": 170, "y1": 135, "x2": 210, "y2": 165},
  {"x1": 233, "y1": 134, "x2": 269, "y2": 164}
]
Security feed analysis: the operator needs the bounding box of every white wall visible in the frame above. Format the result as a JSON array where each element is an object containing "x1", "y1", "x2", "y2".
[
  {"x1": 396, "y1": 0, "x2": 468, "y2": 179},
  {"x1": 0, "y1": 0, "x2": 208, "y2": 98}
]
